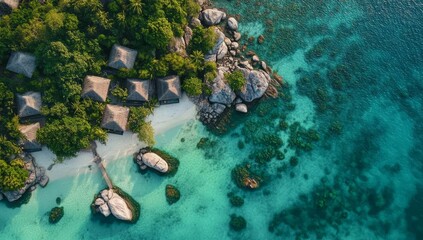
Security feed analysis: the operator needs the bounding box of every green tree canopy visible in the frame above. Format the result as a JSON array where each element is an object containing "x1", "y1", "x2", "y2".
[
  {"x1": 0, "y1": 159, "x2": 29, "y2": 192},
  {"x1": 225, "y1": 70, "x2": 246, "y2": 92},
  {"x1": 143, "y1": 18, "x2": 174, "y2": 50},
  {"x1": 37, "y1": 117, "x2": 107, "y2": 159},
  {"x1": 182, "y1": 77, "x2": 203, "y2": 96}
]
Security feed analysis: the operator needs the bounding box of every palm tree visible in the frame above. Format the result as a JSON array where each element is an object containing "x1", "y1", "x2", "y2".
[
  {"x1": 129, "y1": 0, "x2": 143, "y2": 15},
  {"x1": 190, "y1": 50, "x2": 204, "y2": 69}
]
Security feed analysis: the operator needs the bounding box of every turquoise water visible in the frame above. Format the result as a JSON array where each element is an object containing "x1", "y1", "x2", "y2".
[{"x1": 1, "y1": 0, "x2": 423, "y2": 239}]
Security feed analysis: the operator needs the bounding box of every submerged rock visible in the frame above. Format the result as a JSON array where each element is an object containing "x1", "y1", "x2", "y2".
[
  {"x1": 49, "y1": 207, "x2": 64, "y2": 224},
  {"x1": 142, "y1": 152, "x2": 169, "y2": 173},
  {"x1": 201, "y1": 8, "x2": 226, "y2": 26},
  {"x1": 165, "y1": 184, "x2": 181, "y2": 205},
  {"x1": 229, "y1": 214, "x2": 247, "y2": 231}
]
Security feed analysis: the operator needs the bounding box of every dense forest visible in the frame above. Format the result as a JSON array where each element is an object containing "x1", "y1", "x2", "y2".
[{"x1": 0, "y1": 0, "x2": 216, "y2": 191}]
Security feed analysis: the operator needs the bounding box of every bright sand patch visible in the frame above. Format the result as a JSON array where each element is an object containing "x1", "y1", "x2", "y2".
[{"x1": 32, "y1": 94, "x2": 197, "y2": 181}]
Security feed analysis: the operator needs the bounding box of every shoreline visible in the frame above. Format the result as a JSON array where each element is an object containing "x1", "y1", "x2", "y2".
[{"x1": 32, "y1": 94, "x2": 197, "y2": 182}]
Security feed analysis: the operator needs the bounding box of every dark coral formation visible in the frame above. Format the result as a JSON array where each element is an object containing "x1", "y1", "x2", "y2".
[
  {"x1": 165, "y1": 184, "x2": 181, "y2": 205},
  {"x1": 49, "y1": 207, "x2": 64, "y2": 224}
]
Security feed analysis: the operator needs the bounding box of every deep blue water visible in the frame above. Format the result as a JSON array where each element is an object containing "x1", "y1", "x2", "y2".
[{"x1": 213, "y1": 0, "x2": 423, "y2": 238}]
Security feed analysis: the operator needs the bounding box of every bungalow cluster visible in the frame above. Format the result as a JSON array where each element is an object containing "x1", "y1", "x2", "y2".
[{"x1": 7, "y1": 44, "x2": 182, "y2": 153}]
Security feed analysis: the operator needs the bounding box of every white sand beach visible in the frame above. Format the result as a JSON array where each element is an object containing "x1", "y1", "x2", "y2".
[{"x1": 32, "y1": 94, "x2": 197, "y2": 181}]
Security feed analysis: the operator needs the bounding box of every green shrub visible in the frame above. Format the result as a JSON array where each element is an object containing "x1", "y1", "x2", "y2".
[
  {"x1": 0, "y1": 159, "x2": 29, "y2": 191},
  {"x1": 143, "y1": 18, "x2": 174, "y2": 50},
  {"x1": 182, "y1": 77, "x2": 203, "y2": 96},
  {"x1": 188, "y1": 26, "x2": 216, "y2": 54},
  {"x1": 225, "y1": 70, "x2": 246, "y2": 92}
]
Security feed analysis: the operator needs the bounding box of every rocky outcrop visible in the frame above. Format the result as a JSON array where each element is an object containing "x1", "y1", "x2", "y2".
[
  {"x1": 168, "y1": 37, "x2": 186, "y2": 56},
  {"x1": 1, "y1": 153, "x2": 49, "y2": 202},
  {"x1": 200, "y1": 8, "x2": 226, "y2": 26},
  {"x1": 108, "y1": 192, "x2": 132, "y2": 221},
  {"x1": 209, "y1": 68, "x2": 236, "y2": 105},
  {"x1": 238, "y1": 68, "x2": 271, "y2": 102},
  {"x1": 99, "y1": 202, "x2": 111, "y2": 217},
  {"x1": 227, "y1": 17, "x2": 238, "y2": 31},
  {"x1": 199, "y1": 102, "x2": 226, "y2": 125},
  {"x1": 184, "y1": 26, "x2": 193, "y2": 46},
  {"x1": 96, "y1": 189, "x2": 132, "y2": 221},
  {"x1": 205, "y1": 28, "x2": 227, "y2": 61},
  {"x1": 190, "y1": 17, "x2": 202, "y2": 28},
  {"x1": 141, "y1": 152, "x2": 169, "y2": 173}
]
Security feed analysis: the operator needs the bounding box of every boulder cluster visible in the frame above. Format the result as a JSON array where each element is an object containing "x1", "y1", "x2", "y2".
[
  {"x1": 191, "y1": 7, "x2": 279, "y2": 126},
  {"x1": 0, "y1": 153, "x2": 49, "y2": 202},
  {"x1": 93, "y1": 189, "x2": 133, "y2": 221}
]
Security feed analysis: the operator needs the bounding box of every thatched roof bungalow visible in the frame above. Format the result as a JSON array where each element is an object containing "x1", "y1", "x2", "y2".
[
  {"x1": 101, "y1": 104, "x2": 129, "y2": 135},
  {"x1": 156, "y1": 75, "x2": 182, "y2": 105},
  {"x1": 19, "y1": 122, "x2": 42, "y2": 152},
  {"x1": 81, "y1": 75, "x2": 111, "y2": 102},
  {"x1": 16, "y1": 92, "x2": 42, "y2": 118},
  {"x1": 127, "y1": 79, "x2": 151, "y2": 103},
  {"x1": 6, "y1": 52, "x2": 36, "y2": 78},
  {"x1": 107, "y1": 44, "x2": 137, "y2": 70}
]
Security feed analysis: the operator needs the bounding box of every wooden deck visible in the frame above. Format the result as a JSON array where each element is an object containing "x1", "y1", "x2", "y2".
[{"x1": 91, "y1": 142, "x2": 113, "y2": 189}]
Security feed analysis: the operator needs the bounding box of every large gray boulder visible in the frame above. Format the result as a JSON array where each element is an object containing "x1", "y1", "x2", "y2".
[
  {"x1": 227, "y1": 17, "x2": 238, "y2": 31},
  {"x1": 107, "y1": 192, "x2": 133, "y2": 221},
  {"x1": 209, "y1": 68, "x2": 236, "y2": 105},
  {"x1": 238, "y1": 68, "x2": 271, "y2": 102},
  {"x1": 201, "y1": 8, "x2": 226, "y2": 26},
  {"x1": 205, "y1": 28, "x2": 227, "y2": 61},
  {"x1": 142, "y1": 152, "x2": 169, "y2": 173}
]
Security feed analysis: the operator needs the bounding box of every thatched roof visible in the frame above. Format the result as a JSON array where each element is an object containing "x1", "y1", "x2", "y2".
[
  {"x1": 16, "y1": 92, "x2": 42, "y2": 118},
  {"x1": 107, "y1": 44, "x2": 137, "y2": 70},
  {"x1": 6, "y1": 52, "x2": 36, "y2": 78},
  {"x1": 81, "y1": 75, "x2": 111, "y2": 102},
  {"x1": 127, "y1": 79, "x2": 150, "y2": 102},
  {"x1": 0, "y1": 0, "x2": 19, "y2": 10},
  {"x1": 19, "y1": 122, "x2": 42, "y2": 151},
  {"x1": 156, "y1": 75, "x2": 182, "y2": 101},
  {"x1": 101, "y1": 104, "x2": 129, "y2": 133}
]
